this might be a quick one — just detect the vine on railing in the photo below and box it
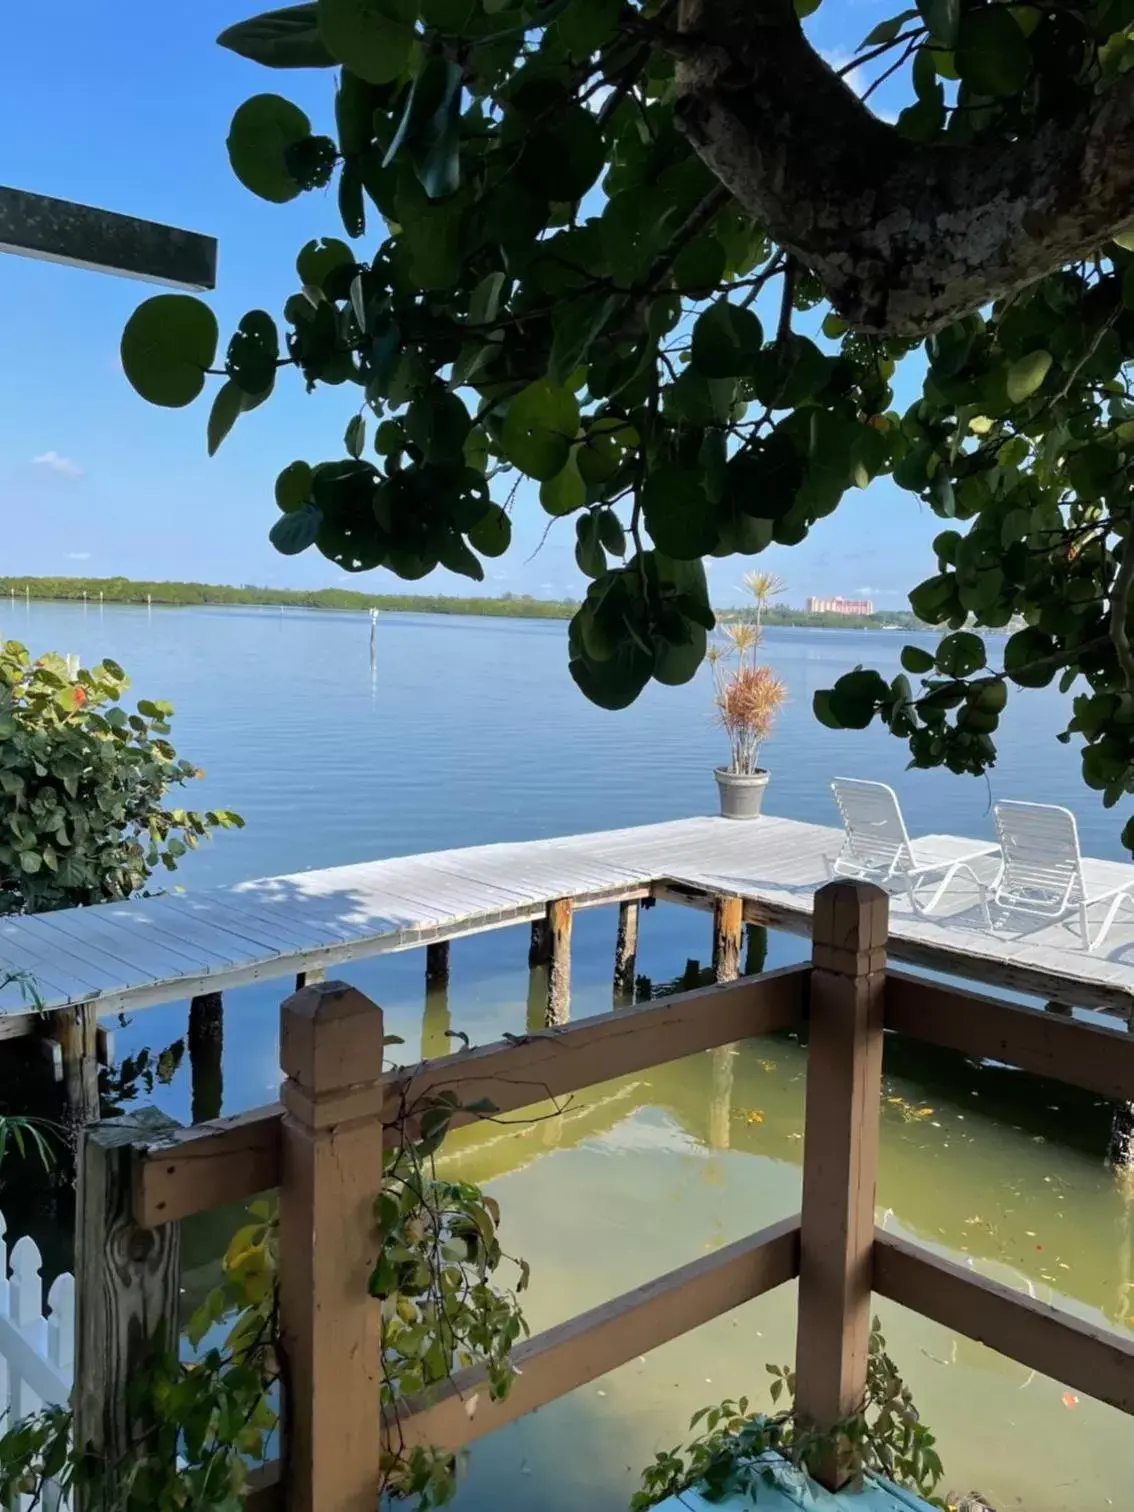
[376,1078,530,1507]
[0,1072,531,1512]
[632,1319,946,1510]
[0,1050,951,1512]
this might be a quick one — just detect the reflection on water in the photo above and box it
[16,968,1117,1512]
[436,1023,1134,1512]
[0,605,1129,1509]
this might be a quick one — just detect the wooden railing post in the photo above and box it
[75,1108,181,1501]
[278,980,384,1512]
[794,879,888,1489]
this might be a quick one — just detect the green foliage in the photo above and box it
[375,1085,529,1504]
[0,1110,55,1172]
[0,575,927,629]
[632,1321,946,1510]
[0,1202,280,1512]
[120,296,218,409]
[118,0,1134,848]
[0,1078,528,1512]
[0,643,242,915]
[0,575,583,618]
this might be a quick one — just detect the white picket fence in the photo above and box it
[0,1210,74,1509]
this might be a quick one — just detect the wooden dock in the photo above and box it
[0,812,1131,1030]
[99,884,1134,1512]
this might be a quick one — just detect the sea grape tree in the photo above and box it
[121,0,1134,846]
[0,645,242,914]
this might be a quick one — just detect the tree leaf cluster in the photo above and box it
[0,642,242,915]
[117,0,1134,848]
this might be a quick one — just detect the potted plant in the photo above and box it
[709,574,787,819]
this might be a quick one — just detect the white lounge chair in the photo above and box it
[829,777,999,916]
[991,800,1134,952]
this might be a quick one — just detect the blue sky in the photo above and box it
[1,0,934,607]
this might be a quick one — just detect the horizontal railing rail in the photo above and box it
[389,1213,802,1453]
[132,964,809,1226]
[873,1231,1134,1416]
[884,968,1134,1099]
[83,880,1134,1512]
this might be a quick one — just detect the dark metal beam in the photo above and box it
[0,186,216,291]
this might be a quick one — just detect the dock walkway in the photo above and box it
[0,812,1131,1028]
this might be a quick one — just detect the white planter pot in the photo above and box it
[714,767,769,820]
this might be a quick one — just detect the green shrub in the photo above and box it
[0,642,241,914]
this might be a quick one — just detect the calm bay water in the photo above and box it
[1,599,1131,1512]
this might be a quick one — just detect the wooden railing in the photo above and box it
[80,880,1134,1512]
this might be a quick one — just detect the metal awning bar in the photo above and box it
[0,186,216,290]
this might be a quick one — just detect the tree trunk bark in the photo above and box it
[674,0,1134,335]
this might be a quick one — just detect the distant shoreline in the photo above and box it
[0,576,920,631]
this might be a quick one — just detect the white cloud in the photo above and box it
[823,45,901,123]
[66,551,92,562]
[822,49,865,97]
[32,451,82,478]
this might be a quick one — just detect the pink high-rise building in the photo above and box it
[806,595,874,616]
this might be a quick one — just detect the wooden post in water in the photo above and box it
[421,979,452,1061]
[278,981,384,1512]
[708,895,743,1149]
[44,1004,100,1130]
[794,879,888,1491]
[744,922,769,976]
[525,964,548,1034]
[74,1109,181,1500]
[1111,1015,1134,1171]
[426,940,450,988]
[712,895,744,983]
[612,901,639,1004]
[188,991,223,1124]
[545,898,573,1026]
[529,916,551,968]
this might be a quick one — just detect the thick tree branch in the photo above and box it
[672,0,1134,336]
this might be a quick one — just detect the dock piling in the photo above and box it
[421,979,452,1061]
[1111,1015,1134,1171]
[44,1005,100,1130]
[528,916,551,968]
[525,964,549,1034]
[545,898,573,1026]
[613,900,639,1004]
[188,992,224,1125]
[744,922,769,976]
[712,895,744,984]
[426,940,450,989]
[709,897,743,1151]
